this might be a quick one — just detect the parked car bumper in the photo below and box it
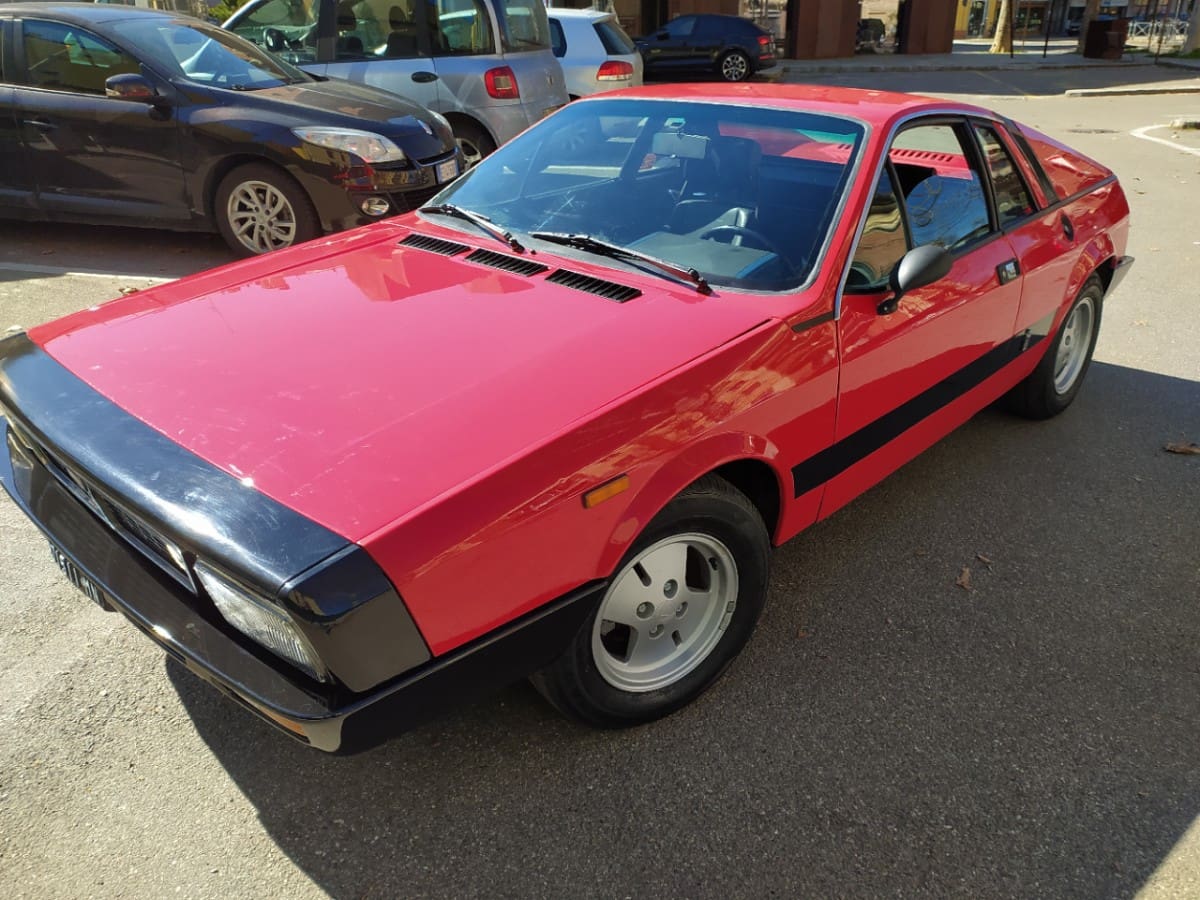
[293,147,464,233]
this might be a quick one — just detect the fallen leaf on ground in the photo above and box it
[4,325,21,335]
[1133,319,1148,326]
[117,286,140,295]
[797,629,809,640]
[1164,442,1200,455]
[955,567,973,592]
[39,249,54,256]
[976,553,993,568]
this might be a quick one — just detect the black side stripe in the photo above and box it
[791,312,1055,498]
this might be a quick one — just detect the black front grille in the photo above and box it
[546,269,641,303]
[465,249,549,277]
[400,233,470,256]
[22,431,189,586]
[389,185,442,215]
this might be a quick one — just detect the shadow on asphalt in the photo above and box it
[169,361,1199,898]
[0,220,231,280]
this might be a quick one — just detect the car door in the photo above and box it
[311,0,442,114]
[644,15,696,70]
[13,16,188,222]
[815,117,1025,517]
[0,15,35,211]
[689,15,724,67]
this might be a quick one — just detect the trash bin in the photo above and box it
[1082,17,1129,60]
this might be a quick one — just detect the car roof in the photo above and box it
[0,2,175,24]
[547,8,613,20]
[595,83,989,127]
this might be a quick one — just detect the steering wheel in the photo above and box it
[264,28,287,53]
[699,225,802,280]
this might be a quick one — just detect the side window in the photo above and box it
[334,0,395,60]
[548,17,564,58]
[22,19,139,94]
[229,0,318,54]
[435,0,496,56]
[847,167,907,292]
[890,123,991,252]
[974,124,1035,227]
[664,16,695,38]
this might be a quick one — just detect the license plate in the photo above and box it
[436,158,458,183]
[49,545,108,609]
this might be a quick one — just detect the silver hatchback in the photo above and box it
[547,7,642,99]
[225,0,568,165]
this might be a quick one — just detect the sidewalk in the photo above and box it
[777,38,1200,76]
[772,38,1200,96]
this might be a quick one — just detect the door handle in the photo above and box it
[23,118,56,131]
[996,259,1020,284]
[1059,212,1075,242]
[411,71,438,83]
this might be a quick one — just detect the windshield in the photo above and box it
[110,18,310,90]
[430,99,865,292]
[495,0,551,51]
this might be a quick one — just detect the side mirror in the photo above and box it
[105,73,160,104]
[878,244,952,315]
[264,27,287,53]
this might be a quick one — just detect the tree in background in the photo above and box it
[990,0,1012,53]
[1184,10,1200,55]
[1075,0,1102,53]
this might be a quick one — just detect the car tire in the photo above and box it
[1005,275,1103,419]
[719,49,751,82]
[453,120,496,170]
[215,162,320,258]
[532,475,770,728]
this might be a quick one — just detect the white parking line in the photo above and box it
[1130,124,1200,158]
[0,262,173,283]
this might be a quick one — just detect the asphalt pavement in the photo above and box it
[0,66,1197,900]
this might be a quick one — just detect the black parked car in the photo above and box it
[0,3,462,256]
[636,14,776,83]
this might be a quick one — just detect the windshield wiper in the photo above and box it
[420,204,525,253]
[530,232,711,294]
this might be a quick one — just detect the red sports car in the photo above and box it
[0,85,1131,752]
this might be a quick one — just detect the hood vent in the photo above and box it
[400,233,470,256]
[465,249,549,277]
[546,269,641,303]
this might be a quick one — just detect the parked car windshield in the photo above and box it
[431,98,865,291]
[111,17,311,89]
[495,0,551,51]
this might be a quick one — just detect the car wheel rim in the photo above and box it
[1053,297,1095,394]
[592,533,738,693]
[722,54,748,81]
[227,180,297,254]
[457,137,484,169]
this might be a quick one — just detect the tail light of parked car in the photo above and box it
[596,60,634,82]
[757,34,773,58]
[485,66,520,100]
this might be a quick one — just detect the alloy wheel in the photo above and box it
[591,533,738,692]
[226,180,298,254]
[1053,296,1095,394]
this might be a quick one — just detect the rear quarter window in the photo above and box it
[1019,125,1110,201]
[594,19,635,55]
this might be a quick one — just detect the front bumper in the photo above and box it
[1,419,603,751]
[298,148,464,234]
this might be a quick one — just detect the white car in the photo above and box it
[547,7,642,98]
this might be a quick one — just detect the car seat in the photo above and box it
[386,3,420,57]
[668,135,762,236]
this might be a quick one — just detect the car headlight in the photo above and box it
[292,127,407,164]
[194,562,329,682]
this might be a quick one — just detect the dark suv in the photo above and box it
[637,14,776,83]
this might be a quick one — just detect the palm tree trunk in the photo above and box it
[1075,0,1102,53]
[990,0,1013,53]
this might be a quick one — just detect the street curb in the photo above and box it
[779,60,1143,76]
[1065,85,1200,96]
